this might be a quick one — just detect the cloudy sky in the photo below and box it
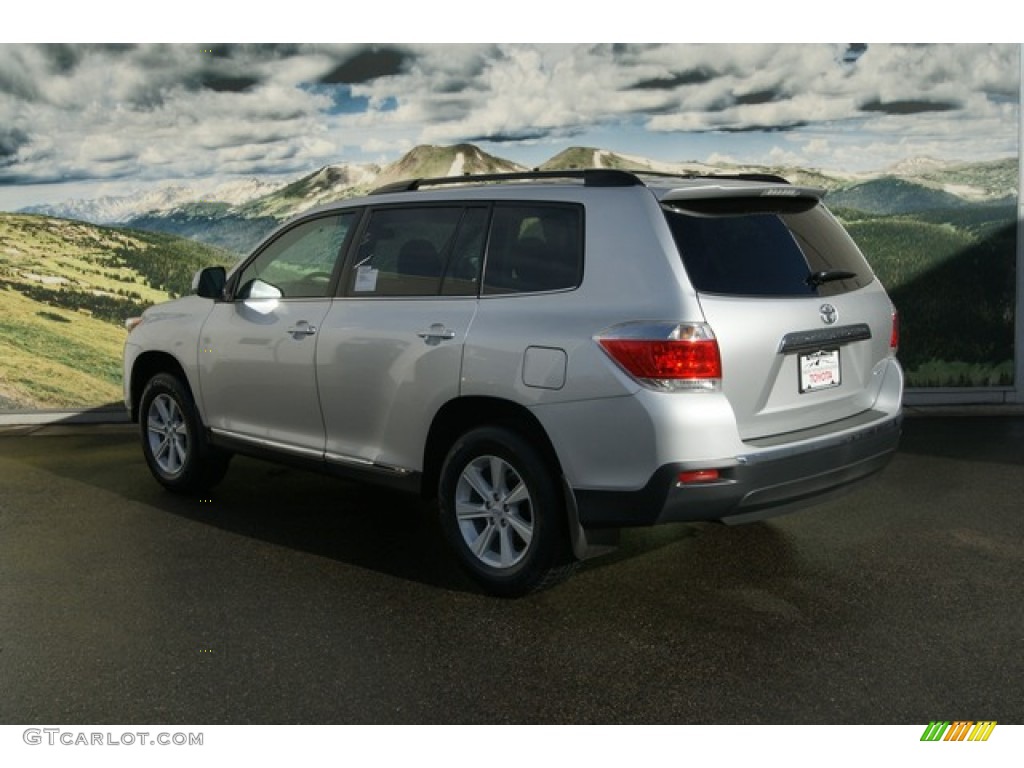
[0,43,1019,210]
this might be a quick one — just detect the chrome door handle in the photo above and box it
[287,322,318,337]
[417,324,456,342]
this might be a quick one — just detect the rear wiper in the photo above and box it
[806,270,857,287]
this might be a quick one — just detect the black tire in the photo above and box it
[139,372,231,494]
[438,426,577,597]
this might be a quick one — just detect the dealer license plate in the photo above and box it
[799,349,841,393]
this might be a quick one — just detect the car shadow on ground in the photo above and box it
[0,425,807,598]
[134,452,480,593]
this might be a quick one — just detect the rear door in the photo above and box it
[315,204,487,473]
[662,189,896,440]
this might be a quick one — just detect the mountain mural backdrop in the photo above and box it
[2,143,1018,409]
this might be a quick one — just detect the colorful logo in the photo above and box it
[920,721,997,742]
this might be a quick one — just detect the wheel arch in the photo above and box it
[128,351,196,423]
[422,396,563,501]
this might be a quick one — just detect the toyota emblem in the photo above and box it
[820,304,838,325]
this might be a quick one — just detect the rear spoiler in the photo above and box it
[660,184,825,203]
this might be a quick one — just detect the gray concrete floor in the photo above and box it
[0,415,1022,724]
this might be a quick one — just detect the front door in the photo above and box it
[198,212,358,456]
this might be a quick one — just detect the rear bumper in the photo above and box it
[574,409,902,528]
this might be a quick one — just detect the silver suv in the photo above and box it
[124,169,903,596]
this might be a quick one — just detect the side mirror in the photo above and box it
[238,278,283,301]
[193,266,227,299]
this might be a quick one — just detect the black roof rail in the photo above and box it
[369,168,792,195]
[370,168,645,194]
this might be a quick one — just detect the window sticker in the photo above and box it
[354,265,379,292]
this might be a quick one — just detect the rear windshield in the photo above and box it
[663,198,873,297]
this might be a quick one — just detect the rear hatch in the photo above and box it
[661,184,896,441]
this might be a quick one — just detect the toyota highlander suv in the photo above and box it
[124,169,903,596]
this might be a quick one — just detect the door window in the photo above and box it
[346,207,467,297]
[236,213,356,300]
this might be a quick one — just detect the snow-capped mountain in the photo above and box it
[241,162,381,218]
[244,144,524,219]
[18,144,1017,255]
[21,176,291,224]
[373,143,526,189]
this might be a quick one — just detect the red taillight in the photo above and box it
[599,338,722,380]
[890,308,900,352]
[597,323,722,391]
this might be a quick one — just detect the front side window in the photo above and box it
[236,213,356,299]
[483,204,583,295]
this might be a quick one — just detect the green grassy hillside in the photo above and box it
[829,178,969,214]
[839,207,1017,387]
[0,213,234,409]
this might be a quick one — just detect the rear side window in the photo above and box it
[483,204,583,295]
[664,199,873,297]
[346,207,466,297]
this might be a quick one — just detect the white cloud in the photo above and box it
[0,43,1018,207]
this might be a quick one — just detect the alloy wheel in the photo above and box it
[146,393,189,477]
[454,454,534,569]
